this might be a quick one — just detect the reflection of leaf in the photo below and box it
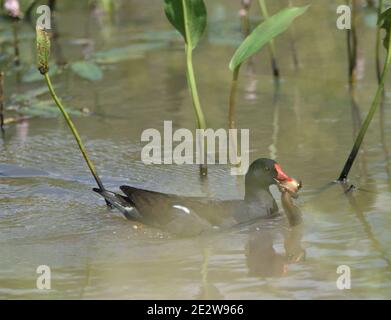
[22,64,58,82]
[229,6,308,71]
[208,20,244,47]
[0,29,34,44]
[70,61,103,81]
[92,42,166,64]
[11,85,50,103]
[17,100,84,118]
[164,0,207,49]
[133,30,181,42]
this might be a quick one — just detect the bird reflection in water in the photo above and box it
[246,183,305,277]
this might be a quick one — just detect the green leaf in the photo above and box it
[229,6,309,71]
[379,7,391,50]
[164,0,207,49]
[70,61,103,81]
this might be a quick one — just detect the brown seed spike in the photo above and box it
[36,27,51,75]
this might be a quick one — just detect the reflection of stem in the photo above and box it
[341,184,391,268]
[379,96,391,181]
[347,0,358,87]
[258,0,280,78]
[49,0,57,11]
[338,34,391,182]
[268,104,279,160]
[375,0,384,84]
[44,73,106,191]
[201,247,209,290]
[12,21,20,67]
[287,0,299,69]
[240,0,252,37]
[268,81,281,160]
[0,72,4,134]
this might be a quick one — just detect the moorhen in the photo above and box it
[94,158,301,236]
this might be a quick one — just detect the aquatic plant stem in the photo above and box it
[182,0,207,176]
[376,0,384,84]
[258,0,280,77]
[228,66,241,166]
[44,72,106,191]
[338,37,391,182]
[229,66,240,130]
[0,72,4,133]
[184,44,206,131]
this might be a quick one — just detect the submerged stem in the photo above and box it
[338,37,391,181]
[44,73,106,191]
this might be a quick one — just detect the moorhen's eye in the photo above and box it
[264,167,270,172]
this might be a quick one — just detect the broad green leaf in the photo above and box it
[229,6,308,71]
[379,7,391,50]
[164,0,207,49]
[71,61,103,81]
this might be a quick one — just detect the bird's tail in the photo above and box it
[93,188,142,221]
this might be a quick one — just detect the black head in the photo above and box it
[245,158,292,191]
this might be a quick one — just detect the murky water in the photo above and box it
[1,0,391,299]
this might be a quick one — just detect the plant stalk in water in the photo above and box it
[36,27,106,192]
[164,0,208,176]
[258,0,280,78]
[376,0,384,84]
[338,9,391,181]
[228,66,240,130]
[0,72,4,133]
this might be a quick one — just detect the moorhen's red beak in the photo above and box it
[274,163,302,196]
[274,163,292,182]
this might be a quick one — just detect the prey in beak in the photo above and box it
[273,163,302,199]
